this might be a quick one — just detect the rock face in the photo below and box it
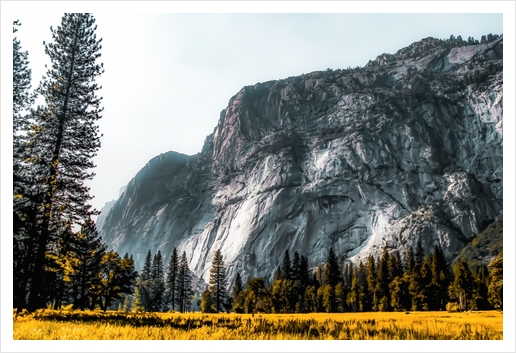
[98,36,503,288]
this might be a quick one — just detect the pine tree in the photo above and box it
[389,251,404,280]
[415,240,425,270]
[150,250,165,311]
[429,244,450,310]
[13,20,39,312]
[281,250,292,280]
[142,250,152,281]
[487,253,503,310]
[165,247,179,311]
[323,247,341,287]
[176,251,193,313]
[96,250,138,311]
[377,247,391,307]
[231,272,243,305]
[66,219,106,310]
[405,246,416,274]
[366,254,378,311]
[299,255,310,287]
[291,251,301,281]
[334,282,346,312]
[201,289,214,313]
[132,286,144,313]
[25,13,104,312]
[451,261,474,311]
[209,249,228,312]
[13,20,35,129]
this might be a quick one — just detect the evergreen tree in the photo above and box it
[389,276,410,311]
[377,247,391,307]
[451,261,475,311]
[209,249,228,312]
[150,250,165,311]
[165,247,179,311]
[122,294,133,313]
[231,272,243,305]
[25,13,104,312]
[303,285,317,313]
[291,251,301,281]
[13,20,35,130]
[132,286,144,313]
[247,278,269,313]
[418,257,433,310]
[343,263,352,290]
[271,279,294,313]
[95,250,138,311]
[429,244,450,310]
[366,255,378,311]
[142,250,152,281]
[415,240,425,270]
[299,255,311,287]
[323,247,341,287]
[389,251,404,280]
[488,253,503,310]
[66,219,106,310]
[135,250,153,311]
[334,282,346,312]
[176,251,193,313]
[201,289,214,313]
[405,246,416,274]
[12,19,42,312]
[281,250,292,280]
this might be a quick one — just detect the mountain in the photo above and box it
[98,35,503,288]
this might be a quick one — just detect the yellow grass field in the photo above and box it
[13,309,502,340]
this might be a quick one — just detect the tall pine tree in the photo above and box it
[281,250,292,280]
[176,251,193,313]
[150,250,165,311]
[25,13,104,311]
[13,19,37,312]
[323,247,341,287]
[165,247,179,311]
[209,249,228,312]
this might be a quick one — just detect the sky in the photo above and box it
[1,1,515,352]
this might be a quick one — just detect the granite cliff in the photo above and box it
[98,36,503,288]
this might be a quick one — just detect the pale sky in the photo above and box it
[4,7,505,214]
[1,2,516,352]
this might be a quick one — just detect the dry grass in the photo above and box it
[13,309,502,340]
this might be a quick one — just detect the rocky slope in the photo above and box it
[98,36,503,288]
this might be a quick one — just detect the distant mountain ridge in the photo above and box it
[98,35,503,288]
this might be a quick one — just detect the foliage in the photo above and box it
[176,251,193,313]
[281,250,292,280]
[165,247,179,311]
[209,249,228,312]
[14,13,105,312]
[454,217,503,273]
[487,253,503,310]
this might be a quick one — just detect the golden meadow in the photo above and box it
[13,309,502,340]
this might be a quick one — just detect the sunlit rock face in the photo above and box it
[99,37,503,287]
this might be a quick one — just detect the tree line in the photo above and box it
[200,244,503,314]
